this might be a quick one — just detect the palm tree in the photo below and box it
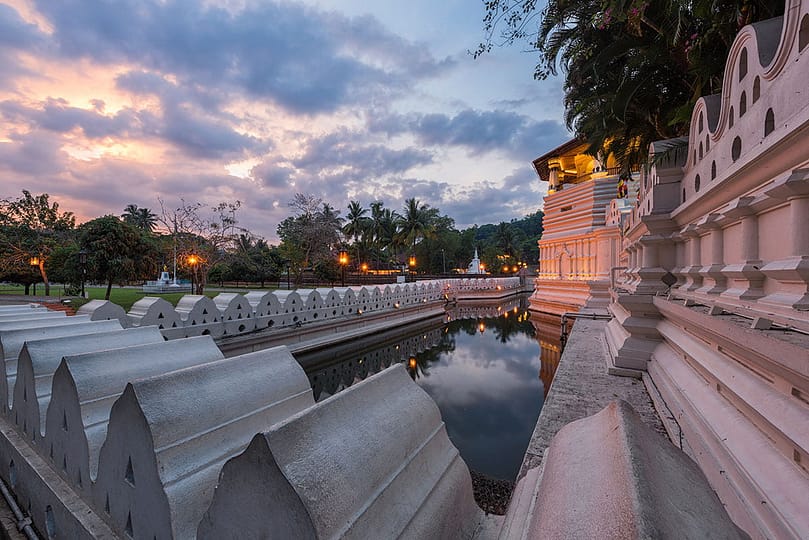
[398,198,437,262]
[494,222,519,259]
[378,208,400,268]
[121,204,157,232]
[343,201,369,268]
[479,0,783,169]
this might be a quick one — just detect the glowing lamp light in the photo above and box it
[29,256,40,266]
[408,255,416,267]
[361,262,368,272]
[408,357,417,370]
[187,254,199,266]
[478,321,485,333]
[338,251,349,266]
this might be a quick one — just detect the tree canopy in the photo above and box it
[476,0,783,167]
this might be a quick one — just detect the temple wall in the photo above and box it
[607,3,809,537]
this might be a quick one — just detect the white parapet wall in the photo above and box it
[93,346,315,539]
[12,327,164,445]
[0,311,65,323]
[212,292,256,335]
[43,336,224,492]
[197,364,482,539]
[76,299,130,328]
[120,278,521,342]
[0,320,122,415]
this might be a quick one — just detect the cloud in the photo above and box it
[0,4,46,49]
[0,130,67,177]
[369,109,569,160]
[292,130,434,177]
[33,0,453,114]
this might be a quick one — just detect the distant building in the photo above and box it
[529,139,638,316]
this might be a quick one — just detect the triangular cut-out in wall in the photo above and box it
[105,494,110,513]
[158,312,164,319]
[125,512,133,537]
[125,456,135,485]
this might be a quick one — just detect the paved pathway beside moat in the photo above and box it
[519,317,667,478]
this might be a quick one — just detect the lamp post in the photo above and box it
[338,251,349,287]
[29,256,39,295]
[78,249,88,298]
[441,249,446,275]
[187,254,199,294]
[285,261,291,290]
[360,262,368,284]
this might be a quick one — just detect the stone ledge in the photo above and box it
[503,401,747,539]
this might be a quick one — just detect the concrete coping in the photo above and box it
[12,327,164,443]
[0,315,90,332]
[212,292,253,320]
[76,300,130,328]
[94,345,315,539]
[243,290,283,316]
[0,311,66,322]
[500,401,748,539]
[43,336,224,489]
[0,320,123,414]
[198,364,482,539]
[128,297,181,330]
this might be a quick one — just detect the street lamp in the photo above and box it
[187,254,199,294]
[338,250,349,287]
[29,256,39,295]
[285,261,291,290]
[78,249,88,298]
[360,262,368,284]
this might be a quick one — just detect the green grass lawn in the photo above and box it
[0,284,220,312]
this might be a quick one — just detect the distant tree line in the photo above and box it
[0,190,543,295]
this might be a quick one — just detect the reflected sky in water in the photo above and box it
[300,300,545,482]
[412,313,542,481]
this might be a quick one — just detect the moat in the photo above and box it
[298,294,558,482]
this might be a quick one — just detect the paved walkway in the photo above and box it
[519,318,666,478]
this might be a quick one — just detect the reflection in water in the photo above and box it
[299,295,562,482]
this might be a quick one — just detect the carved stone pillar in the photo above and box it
[696,214,726,295]
[721,197,765,301]
[681,225,703,291]
[670,234,687,289]
[759,169,809,310]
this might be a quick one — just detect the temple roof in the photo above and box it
[531,138,587,182]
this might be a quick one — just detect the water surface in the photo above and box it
[300,296,552,481]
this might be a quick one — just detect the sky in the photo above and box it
[0,0,570,241]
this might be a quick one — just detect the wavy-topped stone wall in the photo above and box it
[609,2,809,537]
[80,278,523,340]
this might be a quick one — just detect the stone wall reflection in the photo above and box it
[302,294,536,401]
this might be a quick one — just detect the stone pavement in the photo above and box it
[519,318,666,478]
